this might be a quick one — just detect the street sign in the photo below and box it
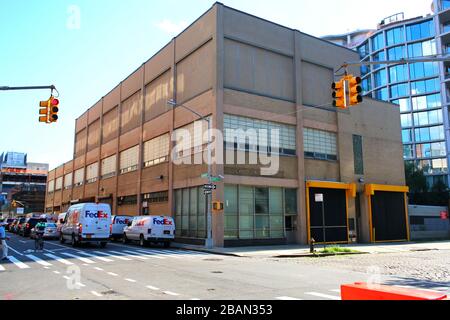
[201,173,209,179]
[203,184,217,190]
[16,208,24,214]
[204,190,212,195]
[211,177,222,182]
[315,194,324,203]
[440,211,449,220]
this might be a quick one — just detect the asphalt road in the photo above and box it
[1,232,448,300]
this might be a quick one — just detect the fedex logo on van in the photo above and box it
[85,211,109,219]
[153,218,173,226]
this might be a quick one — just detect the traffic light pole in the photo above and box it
[0,85,57,91]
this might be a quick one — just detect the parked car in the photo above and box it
[30,222,59,239]
[110,215,133,240]
[12,218,26,234]
[60,203,112,248]
[5,218,15,231]
[123,215,175,247]
[19,217,46,237]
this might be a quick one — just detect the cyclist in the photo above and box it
[34,221,46,252]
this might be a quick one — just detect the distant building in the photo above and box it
[323,1,450,189]
[0,152,48,216]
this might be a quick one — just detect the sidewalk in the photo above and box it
[172,240,450,258]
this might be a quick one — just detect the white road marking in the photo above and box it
[191,298,201,300]
[125,278,137,283]
[132,249,167,259]
[141,249,183,258]
[7,256,30,269]
[330,289,341,293]
[305,292,341,300]
[91,291,102,297]
[53,271,61,274]
[146,285,160,291]
[61,252,96,264]
[163,291,179,296]
[26,254,53,267]
[94,267,104,271]
[77,251,113,262]
[276,296,303,300]
[93,251,132,261]
[19,240,27,244]
[107,272,118,277]
[6,246,24,256]
[63,276,70,280]
[44,253,73,265]
[0,265,5,271]
[109,250,149,260]
[120,250,151,260]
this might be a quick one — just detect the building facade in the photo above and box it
[324,1,450,189]
[45,3,408,247]
[0,152,48,217]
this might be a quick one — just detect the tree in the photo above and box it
[405,162,427,193]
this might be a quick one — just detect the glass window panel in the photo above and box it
[269,187,283,215]
[119,145,139,173]
[285,189,298,215]
[101,155,117,178]
[372,33,385,51]
[389,64,408,83]
[374,69,387,87]
[387,27,404,46]
[239,186,254,215]
[392,98,411,112]
[402,129,412,143]
[401,114,412,127]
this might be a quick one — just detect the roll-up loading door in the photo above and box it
[365,184,410,243]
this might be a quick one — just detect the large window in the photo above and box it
[47,180,54,193]
[404,145,414,159]
[390,83,409,99]
[416,142,446,158]
[74,168,84,187]
[374,88,389,101]
[120,146,139,174]
[418,158,448,174]
[407,39,436,58]
[224,114,296,156]
[55,177,63,191]
[101,155,116,179]
[410,78,440,96]
[392,98,411,112]
[411,93,442,111]
[389,64,408,83]
[402,129,413,143]
[406,20,434,41]
[174,118,209,159]
[86,162,98,184]
[174,186,206,238]
[374,69,387,87]
[304,128,337,161]
[222,185,296,240]
[388,45,406,61]
[409,62,439,80]
[386,27,404,46]
[401,114,413,127]
[64,173,72,190]
[413,110,443,126]
[143,133,169,168]
[371,33,385,52]
[373,51,386,70]
[361,77,371,94]
[415,126,445,142]
[358,41,369,59]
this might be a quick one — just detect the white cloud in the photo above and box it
[155,19,189,35]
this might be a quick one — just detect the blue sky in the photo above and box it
[0,0,432,169]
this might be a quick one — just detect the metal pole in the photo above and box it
[322,201,326,245]
[205,118,214,249]
[0,85,56,91]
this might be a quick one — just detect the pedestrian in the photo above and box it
[0,220,10,260]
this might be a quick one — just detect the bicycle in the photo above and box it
[34,232,44,252]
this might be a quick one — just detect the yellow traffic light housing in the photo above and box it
[39,96,59,123]
[49,97,59,122]
[11,200,17,208]
[39,99,50,123]
[332,80,346,109]
[212,201,224,211]
[348,76,363,106]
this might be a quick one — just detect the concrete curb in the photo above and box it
[172,244,243,257]
[274,251,369,258]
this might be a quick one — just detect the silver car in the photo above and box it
[30,223,59,239]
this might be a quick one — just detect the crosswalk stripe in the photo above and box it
[26,254,53,267]
[305,292,341,300]
[7,256,30,269]
[135,249,182,258]
[163,291,179,296]
[109,250,149,260]
[276,296,303,300]
[93,251,132,261]
[120,250,150,260]
[330,289,341,293]
[77,251,114,262]
[91,291,102,297]
[146,285,160,291]
[0,265,5,271]
[127,249,165,259]
[44,253,74,265]
[61,252,96,264]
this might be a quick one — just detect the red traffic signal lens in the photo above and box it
[51,98,59,106]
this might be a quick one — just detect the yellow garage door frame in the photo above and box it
[306,181,357,245]
[365,184,410,243]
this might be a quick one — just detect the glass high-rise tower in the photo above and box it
[324,0,450,188]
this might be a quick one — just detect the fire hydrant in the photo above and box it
[310,238,316,253]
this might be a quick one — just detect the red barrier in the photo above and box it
[341,282,448,300]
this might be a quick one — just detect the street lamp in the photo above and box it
[167,99,214,249]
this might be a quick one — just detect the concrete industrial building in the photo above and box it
[45,2,409,247]
[323,0,450,189]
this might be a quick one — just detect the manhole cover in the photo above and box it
[211,271,223,274]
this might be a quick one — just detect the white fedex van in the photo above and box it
[123,215,175,247]
[60,203,112,248]
[110,215,133,240]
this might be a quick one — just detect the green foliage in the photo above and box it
[319,246,358,254]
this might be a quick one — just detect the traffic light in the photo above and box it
[39,99,50,123]
[39,96,59,123]
[212,201,224,211]
[49,97,59,122]
[332,80,346,109]
[11,200,17,208]
[349,76,363,106]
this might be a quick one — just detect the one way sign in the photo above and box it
[203,184,217,190]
